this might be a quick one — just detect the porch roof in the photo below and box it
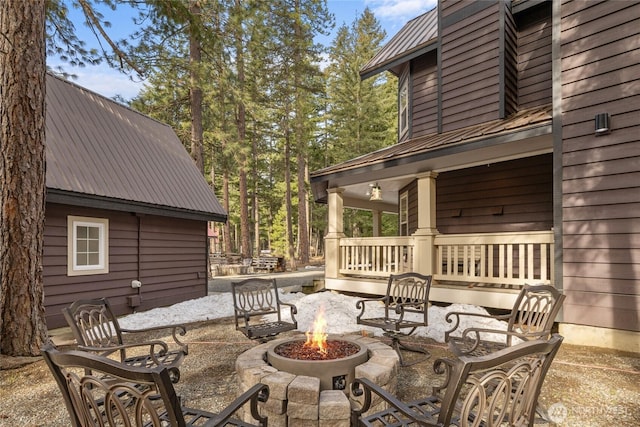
[310,104,552,204]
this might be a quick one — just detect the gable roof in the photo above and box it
[360,8,438,79]
[45,73,226,222]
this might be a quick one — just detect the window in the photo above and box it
[67,216,109,276]
[399,192,408,236]
[399,78,409,138]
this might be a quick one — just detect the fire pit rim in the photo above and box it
[266,334,368,364]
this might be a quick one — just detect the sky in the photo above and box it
[118,287,510,344]
[48,0,437,100]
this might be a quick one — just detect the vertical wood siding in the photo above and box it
[560,0,640,332]
[436,154,553,235]
[43,203,207,328]
[411,53,438,138]
[440,1,502,132]
[517,4,552,108]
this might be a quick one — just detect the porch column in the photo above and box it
[372,209,382,237]
[325,187,345,279]
[412,171,439,276]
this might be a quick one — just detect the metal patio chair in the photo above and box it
[231,278,298,342]
[356,272,433,366]
[42,344,269,427]
[445,284,565,357]
[351,334,563,427]
[63,298,188,382]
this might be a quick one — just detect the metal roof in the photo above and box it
[45,73,226,222]
[360,8,438,79]
[311,104,552,180]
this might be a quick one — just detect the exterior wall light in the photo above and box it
[595,113,610,135]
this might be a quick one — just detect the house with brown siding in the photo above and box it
[43,73,226,328]
[311,0,640,352]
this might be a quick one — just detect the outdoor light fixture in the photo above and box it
[369,183,382,201]
[595,113,610,135]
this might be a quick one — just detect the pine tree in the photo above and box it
[0,0,48,356]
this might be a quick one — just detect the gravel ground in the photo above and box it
[1,317,639,426]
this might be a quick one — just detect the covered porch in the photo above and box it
[323,181,555,310]
[312,106,559,310]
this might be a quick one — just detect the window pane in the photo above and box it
[77,226,88,238]
[76,253,87,266]
[88,240,99,252]
[77,240,88,252]
[88,253,100,265]
[88,226,99,239]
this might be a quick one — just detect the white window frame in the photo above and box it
[67,216,109,276]
[399,77,409,138]
[399,191,409,236]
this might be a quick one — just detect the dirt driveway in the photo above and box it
[1,317,639,426]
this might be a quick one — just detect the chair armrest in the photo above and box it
[355,296,388,320]
[280,301,298,323]
[351,377,437,426]
[120,324,188,348]
[444,311,510,341]
[205,383,269,426]
[78,340,170,360]
[451,328,548,356]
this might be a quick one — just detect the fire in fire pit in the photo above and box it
[273,307,361,361]
[267,307,369,392]
[273,338,361,361]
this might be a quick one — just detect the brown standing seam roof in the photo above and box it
[360,8,438,79]
[45,73,226,222]
[310,104,552,178]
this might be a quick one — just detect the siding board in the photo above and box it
[436,154,552,234]
[43,203,207,328]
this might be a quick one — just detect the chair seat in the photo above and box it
[123,349,185,369]
[239,321,297,340]
[357,317,424,332]
[360,396,441,426]
[447,335,509,357]
[179,407,262,427]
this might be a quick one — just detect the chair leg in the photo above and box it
[386,334,430,367]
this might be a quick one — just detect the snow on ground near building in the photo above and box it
[119,290,509,343]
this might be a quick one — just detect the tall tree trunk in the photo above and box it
[189,1,204,173]
[252,131,260,254]
[222,172,232,254]
[0,0,48,356]
[284,123,296,270]
[234,0,251,259]
[293,2,309,264]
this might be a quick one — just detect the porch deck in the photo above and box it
[324,277,524,310]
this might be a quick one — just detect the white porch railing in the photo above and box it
[339,236,414,277]
[434,231,554,285]
[336,231,554,286]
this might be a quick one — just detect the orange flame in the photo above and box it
[304,307,328,354]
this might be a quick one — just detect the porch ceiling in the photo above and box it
[311,105,552,211]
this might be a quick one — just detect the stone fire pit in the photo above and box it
[235,333,399,427]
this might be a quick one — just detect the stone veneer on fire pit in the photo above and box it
[235,333,400,427]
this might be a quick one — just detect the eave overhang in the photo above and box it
[46,189,228,223]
